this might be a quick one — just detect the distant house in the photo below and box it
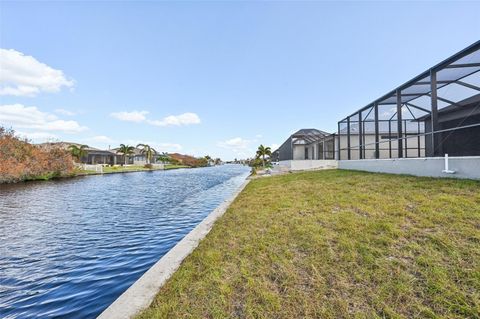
[273,129,333,161]
[39,142,173,166]
[111,147,161,165]
[39,142,121,165]
[85,147,121,165]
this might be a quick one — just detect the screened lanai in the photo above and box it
[338,40,480,160]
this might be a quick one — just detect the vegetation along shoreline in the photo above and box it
[0,126,224,184]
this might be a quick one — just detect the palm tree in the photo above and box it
[137,144,157,164]
[68,144,88,163]
[117,144,134,166]
[157,152,171,164]
[256,144,272,168]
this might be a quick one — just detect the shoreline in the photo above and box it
[98,178,250,319]
[74,164,191,177]
[1,165,192,185]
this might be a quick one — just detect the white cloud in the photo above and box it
[55,108,76,116]
[148,112,201,127]
[217,136,270,158]
[15,131,59,142]
[123,139,183,152]
[217,137,252,157]
[271,143,280,150]
[91,135,114,143]
[156,143,183,152]
[218,137,251,151]
[110,110,149,123]
[110,110,201,128]
[0,104,88,133]
[0,48,74,97]
[381,106,410,118]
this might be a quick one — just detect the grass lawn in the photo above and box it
[103,165,155,173]
[164,164,190,170]
[138,170,480,319]
[72,164,190,177]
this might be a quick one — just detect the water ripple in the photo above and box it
[0,165,249,318]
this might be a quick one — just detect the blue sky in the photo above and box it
[1,1,479,160]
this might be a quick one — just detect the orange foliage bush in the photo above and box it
[0,127,74,183]
[169,153,208,168]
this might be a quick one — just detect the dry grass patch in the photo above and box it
[138,170,480,319]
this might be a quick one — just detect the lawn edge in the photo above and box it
[97,178,251,319]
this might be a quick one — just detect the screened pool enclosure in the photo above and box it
[337,41,480,160]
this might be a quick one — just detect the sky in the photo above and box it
[1,1,479,160]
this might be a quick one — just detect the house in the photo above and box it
[273,129,331,161]
[39,142,121,165]
[110,147,162,165]
[337,40,480,160]
[336,40,480,179]
[272,129,339,171]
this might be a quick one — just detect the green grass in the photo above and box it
[75,164,190,175]
[24,172,63,181]
[164,164,190,170]
[103,165,153,173]
[73,168,98,175]
[138,170,480,319]
[71,164,190,178]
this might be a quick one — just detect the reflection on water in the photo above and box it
[0,165,249,318]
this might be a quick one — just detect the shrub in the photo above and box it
[0,127,74,183]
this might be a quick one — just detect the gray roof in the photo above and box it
[291,128,330,144]
[38,142,117,155]
[292,128,329,137]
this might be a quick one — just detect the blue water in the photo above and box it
[0,165,250,318]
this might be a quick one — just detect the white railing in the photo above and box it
[79,164,103,173]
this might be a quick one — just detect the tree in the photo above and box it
[157,152,171,164]
[137,144,157,164]
[68,144,88,163]
[256,144,272,168]
[117,144,134,166]
[204,155,212,165]
[197,157,209,167]
[0,127,74,183]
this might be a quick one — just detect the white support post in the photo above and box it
[442,154,456,174]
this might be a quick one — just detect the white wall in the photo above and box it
[339,156,480,180]
[279,160,338,171]
[293,145,306,160]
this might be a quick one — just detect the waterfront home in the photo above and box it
[40,142,122,165]
[272,129,332,161]
[337,41,480,166]
[110,147,162,165]
[274,42,480,178]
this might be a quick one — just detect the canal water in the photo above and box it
[0,165,250,318]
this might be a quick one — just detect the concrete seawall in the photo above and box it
[98,179,250,319]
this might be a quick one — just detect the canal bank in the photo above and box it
[9,164,192,183]
[98,179,250,319]
[133,170,480,318]
[74,164,191,177]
